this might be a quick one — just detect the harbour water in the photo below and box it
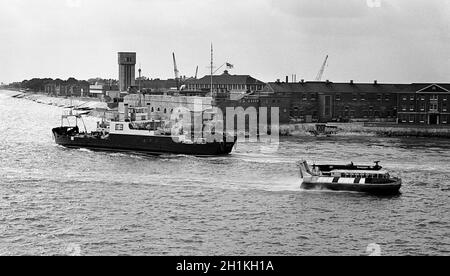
[0,90,449,256]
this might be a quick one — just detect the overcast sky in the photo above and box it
[0,0,449,84]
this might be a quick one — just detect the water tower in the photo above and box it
[118,52,136,92]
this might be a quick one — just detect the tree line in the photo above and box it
[6,78,92,92]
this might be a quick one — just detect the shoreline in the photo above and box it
[279,122,450,138]
[4,90,450,139]
[2,90,108,110]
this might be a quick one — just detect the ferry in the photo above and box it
[52,107,237,157]
[298,160,402,195]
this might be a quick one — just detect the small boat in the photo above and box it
[309,124,338,137]
[298,160,402,195]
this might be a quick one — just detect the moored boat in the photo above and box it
[309,124,338,137]
[298,160,402,195]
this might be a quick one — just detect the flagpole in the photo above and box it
[210,43,213,95]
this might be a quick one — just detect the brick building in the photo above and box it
[89,83,119,98]
[397,84,450,125]
[45,82,90,97]
[185,70,265,99]
[263,81,407,123]
[263,81,450,125]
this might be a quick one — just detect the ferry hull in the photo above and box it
[301,180,402,195]
[52,128,236,156]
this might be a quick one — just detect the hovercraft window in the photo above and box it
[115,124,124,131]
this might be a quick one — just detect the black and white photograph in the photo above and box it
[0,0,449,260]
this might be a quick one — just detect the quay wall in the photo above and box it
[279,123,450,138]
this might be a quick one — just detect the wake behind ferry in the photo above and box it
[52,106,237,156]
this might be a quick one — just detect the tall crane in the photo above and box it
[315,55,329,81]
[172,52,180,90]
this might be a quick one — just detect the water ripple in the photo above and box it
[1,90,449,255]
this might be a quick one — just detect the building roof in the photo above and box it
[264,81,450,94]
[187,71,265,85]
[408,83,450,92]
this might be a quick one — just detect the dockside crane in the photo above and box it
[172,52,180,90]
[315,55,329,81]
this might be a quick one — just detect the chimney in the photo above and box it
[350,80,354,85]
[301,79,305,84]
[374,80,378,85]
[286,76,289,83]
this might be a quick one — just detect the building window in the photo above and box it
[410,105,415,111]
[115,124,124,131]
[443,103,448,112]
[401,105,407,111]
[324,95,332,116]
[302,94,307,101]
[442,115,448,124]
[402,96,407,101]
[353,94,357,101]
[400,114,407,123]
[420,103,425,111]
[361,94,366,101]
[336,94,341,101]
[420,115,426,123]
[431,95,438,101]
[430,103,438,111]
[443,96,448,101]
[410,96,415,101]
[409,115,415,123]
